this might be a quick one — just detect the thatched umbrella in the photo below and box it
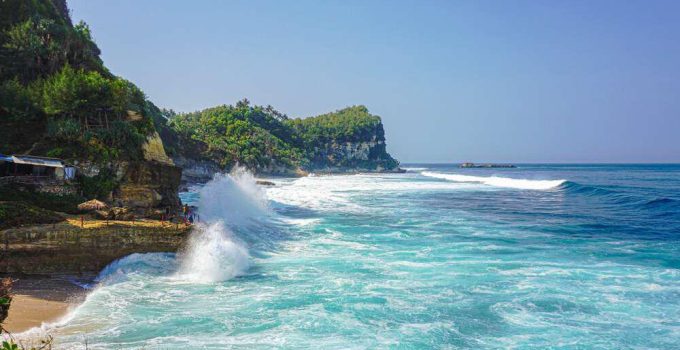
[78,199,108,212]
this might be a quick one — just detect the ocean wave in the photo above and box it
[95,252,177,284]
[176,222,250,283]
[560,182,680,214]
[559,181,614,196]
[420,171,566,190]
[265,173,481,212]
[198,168,271,228]
[645,197,679,208]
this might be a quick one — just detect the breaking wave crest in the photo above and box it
[95,253,177,284]
[177,222,250,283]
[175,166,268,282]
[198,167,270,228]
[421,171,566,190]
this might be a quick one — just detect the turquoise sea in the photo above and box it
[44,164,680,349]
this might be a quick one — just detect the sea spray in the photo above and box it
[197,166,270,228]
[177,222,250,283]
[176,166,268,282]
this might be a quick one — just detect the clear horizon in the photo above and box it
[68,0,680,163]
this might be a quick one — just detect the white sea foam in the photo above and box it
[95,252,177,284]
[265,173,480,212]
[198,167,270,227]
[420,171,566,190]
[176,222,250,283]
[402,167,428,171]
[175,166,268,282]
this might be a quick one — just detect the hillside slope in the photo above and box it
[162,101,400,176]
[0,0,181,210]
[1,0,400,190]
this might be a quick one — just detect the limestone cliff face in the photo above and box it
[172,156,221,182]
[114,161,182,210]
[114,132,181,210]
[142,131,174,165]
[76,133,183,210]
[306,122,400,172]
[172,156,302,181]
[0,221,190,275]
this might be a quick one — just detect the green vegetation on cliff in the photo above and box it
[163,101,399,173]
[286,105,399,170]
[287,105,384,143]
[0,201,64,230]
[0,185,83,214]
[167,99,305,171]
[0,0,155,163]
[1,0,399,179]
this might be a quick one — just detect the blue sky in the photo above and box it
[68,0,680,163]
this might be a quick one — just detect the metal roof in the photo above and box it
[10,155,65,168]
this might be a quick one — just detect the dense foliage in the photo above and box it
[165,101,398,172]
[1,0,398,179]
[286,105,384,144]
[287,105,398,170]
[167,99,305,171]
[0,0,154,162]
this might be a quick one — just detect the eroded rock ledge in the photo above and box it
[0,218,191,275]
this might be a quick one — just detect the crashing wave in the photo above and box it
[95,253,177,285]
[173,166,270,282]
[176,221,250,283]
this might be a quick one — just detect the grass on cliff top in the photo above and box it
[0,202,65,230]
[63,217,190,230]
[0,186,84,214]
[0,208,191,232]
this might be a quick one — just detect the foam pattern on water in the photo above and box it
[47,164,680,349]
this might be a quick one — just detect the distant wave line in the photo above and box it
[420,171,566,190]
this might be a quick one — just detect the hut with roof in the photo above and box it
[0,154,76,182]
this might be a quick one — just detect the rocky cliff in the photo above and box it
[0,219,190,275]
[114,161,182,210]
[289,105,400,173]
[115,132,182,210]
[74,133,183,211]
[304,121,400,173]
[162,103,400,179]
[172,157,222,182]
[0,0,184,213]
